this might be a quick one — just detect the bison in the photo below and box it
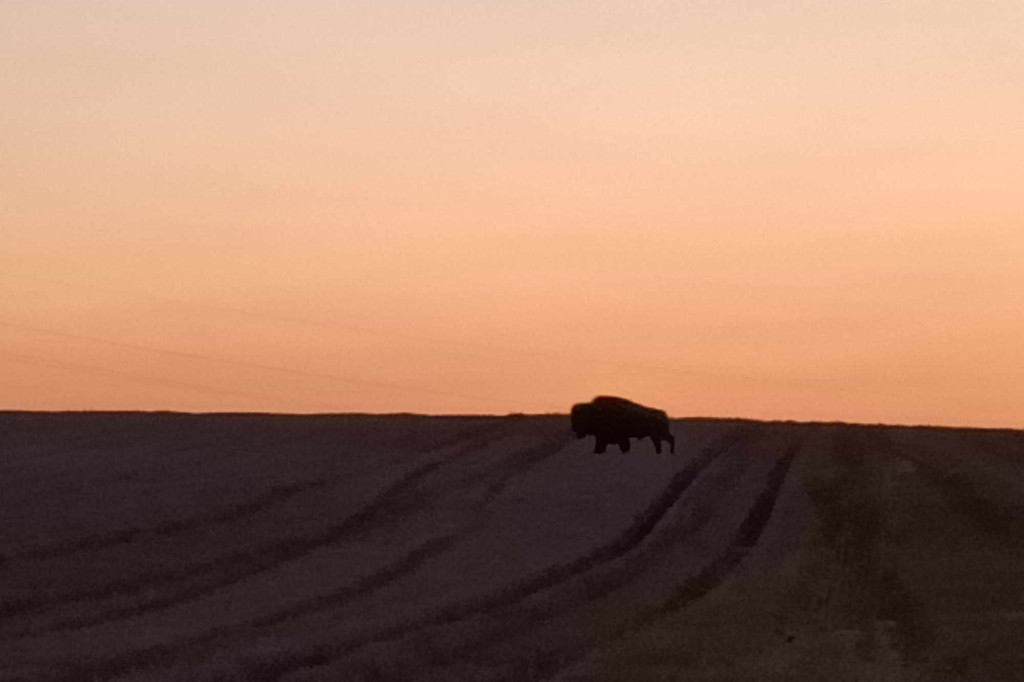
[570,396,676,454]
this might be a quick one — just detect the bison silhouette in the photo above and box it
[570,396,675,454]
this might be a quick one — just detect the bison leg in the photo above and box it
[652,436,662,454]
[619,439,631,453]
[594,438,608,454]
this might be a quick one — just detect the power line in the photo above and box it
[0,350,327,409]
[8,273,723,380]
[3,274,875,404]
[0,320,563,412]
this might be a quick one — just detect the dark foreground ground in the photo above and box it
[0,412,1022,681]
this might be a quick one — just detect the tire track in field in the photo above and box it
[514,438,803,682]
[0,424,308,526]
[35,431,576,681]
[179,426,754,682]
[47,536,464,682]
[7,420,503,564]
[425,437,804,682]
[364,430,798,682]
[877,428,1024,679]
[646,438,801,617]
[801,428,883,615]
[787,427,932,672]
[0,459,438,629]
[878,429,1021,542]
[1,423,510,633]
[10,479,329,563]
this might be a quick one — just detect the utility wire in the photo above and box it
[0,350,328,410]
[0,320,564,412]
[3,273,869,405]
[9,273,723,380]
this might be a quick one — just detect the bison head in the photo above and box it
[570,402,594,439]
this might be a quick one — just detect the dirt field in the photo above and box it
[1,412,1022,681]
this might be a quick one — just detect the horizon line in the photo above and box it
[1,409,1019,433]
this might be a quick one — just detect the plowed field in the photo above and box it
[2,413,1022,681]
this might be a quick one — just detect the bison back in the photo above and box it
[575,397,665,438]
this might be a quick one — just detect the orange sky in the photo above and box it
[3,2,1023,427]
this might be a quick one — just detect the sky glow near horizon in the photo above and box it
[3,2,1023,427]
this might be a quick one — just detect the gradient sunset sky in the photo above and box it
[3,2,1022,426]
